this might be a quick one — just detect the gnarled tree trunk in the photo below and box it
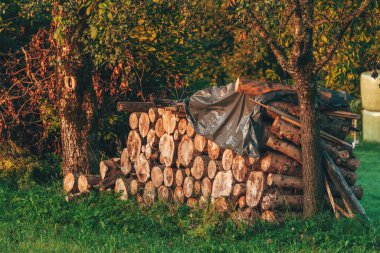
[55,6,98,176]
[294,74,324,217]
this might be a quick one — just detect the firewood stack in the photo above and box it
[63,96,363,220]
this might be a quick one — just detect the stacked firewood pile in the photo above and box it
[63,93,364,220]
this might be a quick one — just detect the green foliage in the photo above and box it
[97,112,130,159]
[0,141,60,188]
[0,142,379,252]
[0,0,52,53]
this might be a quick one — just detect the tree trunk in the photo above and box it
[294,74,324,217]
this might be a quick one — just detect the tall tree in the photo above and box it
[53,1,99,175]
[235,0,371,216]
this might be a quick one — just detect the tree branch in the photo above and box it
[314,0,371,73]
[249,9,291,73]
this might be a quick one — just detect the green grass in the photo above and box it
[0,142,379,252]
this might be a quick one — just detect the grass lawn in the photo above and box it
[0,142,379,252]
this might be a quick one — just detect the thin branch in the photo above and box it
[249,8,291,73]
[314,0,371,73]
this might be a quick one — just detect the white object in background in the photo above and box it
[360,71,380,111]
[362,109,380,142]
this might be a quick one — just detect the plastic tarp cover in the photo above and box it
[185,83,263,158]
[185,82,351,158]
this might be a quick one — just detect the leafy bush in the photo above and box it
[0,141,60,188]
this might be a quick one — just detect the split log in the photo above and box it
[322,151,366,217]
[175,169,185,186]
[267,173,303,190]
[185,167,191,176]
[191,156,210,180]
[143,181,156,207]
[246,171,265,208]
[222,149,234,171]
[147,129,159,147]
[127,130,142,162]
[155,118,165,138]
[120,148,132,175]
[194,134,207,154]
[148,108,159,123]
[270,117,301,145]
[178,118,188,135]
[135,153,151,183]
[235,78,294,96]
[162,110,177,134]
[265,101,299,118]
[141,145,146,154]
[145,145,159,160]
[207,160,221,179]
[261,193,303,210]
[99,158,120,180]
[78,174,101,193]
[159,134,177,166]
[212,170,233,198]
[163,167,174,187]
[186,123,195,137]
[232,183,246,197]
[177,135,194,167]
[183,176,195,198]
[99,171,121,190]
[187,198,198,208]
[158,185,172,203]
[114,178,129,200]
[232,155,248,182]
[173,186,185,204]
[194,180,202,196]
[151,166,164,188]
[130,179,143,195]
[260,152,300,176]
[138,112,150,138]
[201,177,212,197]
[208,140,221,160]
[129,112,141,130]
[63,173,79,193]
[266,134,302,163]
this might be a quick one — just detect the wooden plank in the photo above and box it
[322,151,367,218]
[117,102,154,112]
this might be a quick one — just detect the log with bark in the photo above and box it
[114,178,129,200]
[64,173,79,193]
[260,152,300,176]
[78,174,101,192]
[212,170,233,198]
[159,134,177,166]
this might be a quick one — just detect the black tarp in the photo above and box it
[185,82,352,158]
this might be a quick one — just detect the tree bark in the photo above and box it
[56,6,99,176]
[294,74,324,217]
